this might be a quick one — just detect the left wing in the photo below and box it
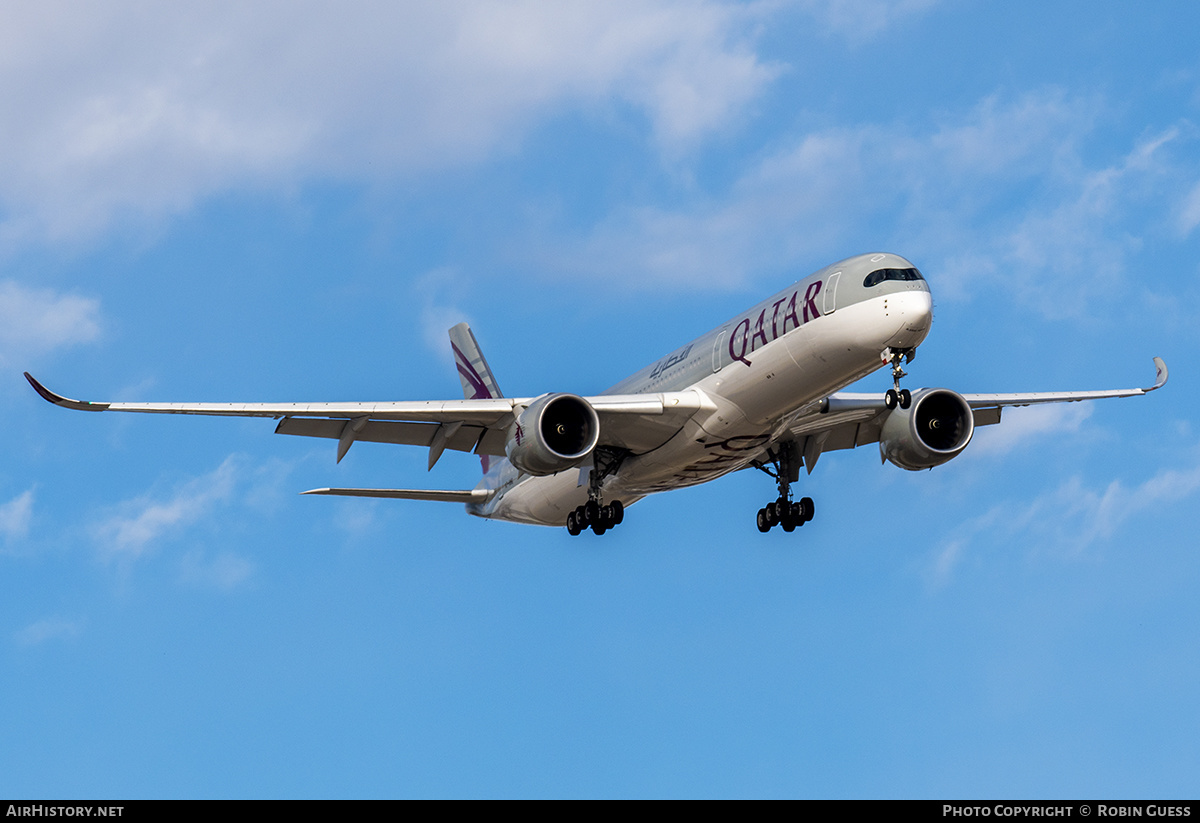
[780,357,1168,471]
[23,372,712,465]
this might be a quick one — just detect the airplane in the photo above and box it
[24,252,1168,536]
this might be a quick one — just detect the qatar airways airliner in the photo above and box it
[26,252,1166,536]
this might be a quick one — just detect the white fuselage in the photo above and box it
[471,253,933,526]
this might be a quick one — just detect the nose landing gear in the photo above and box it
[882,347,916,410]
[751,441,815,534]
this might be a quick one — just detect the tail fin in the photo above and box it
[449,323,503,475]
[449,322,503,400]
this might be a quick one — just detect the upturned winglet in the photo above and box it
[1148,357,1168,392]
[23,373,111,412]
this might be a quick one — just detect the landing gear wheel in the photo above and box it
[799,497,814,523]
[885,389,898,410]
[899,388,911,409]
[750,442,818,534]
[573,497,625,536]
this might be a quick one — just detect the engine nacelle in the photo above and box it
[505,393,601,476]
[879,388,974,471]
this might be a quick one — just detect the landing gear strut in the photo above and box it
[566,447,626,536]
[751,441,814,534]
[883,347,916,410]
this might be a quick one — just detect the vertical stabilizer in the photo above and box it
[449,323,503,475]
[449,323,504,400]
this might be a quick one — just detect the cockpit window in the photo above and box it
[863,267,924,288]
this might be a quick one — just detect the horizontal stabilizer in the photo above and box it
[300,487,494,503]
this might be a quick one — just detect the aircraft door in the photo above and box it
[823,272,841,314]
[712,328,728,372]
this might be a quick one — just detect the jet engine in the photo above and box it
[879,388,974,471]
[505,393,601,476]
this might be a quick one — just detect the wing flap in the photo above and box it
[275,417,508,460]
[973,407,1002,427]
[274,418,498,452]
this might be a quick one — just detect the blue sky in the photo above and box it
[2,0,1198,798]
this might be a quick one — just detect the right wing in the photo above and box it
[24,373,713,466]
[778,356,1168,471]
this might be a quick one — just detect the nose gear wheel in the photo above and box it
[884,388,912,410]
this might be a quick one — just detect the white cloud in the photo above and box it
[930,455,1200,585]
[1178,179,1200,236]
[968,403,1094,457]
[180,549,256,590]
[14,616,82,647]
[0,488,34,543]
[798,0,942,39]
[87,454,302,573]
[985,127,1181,316]
[242,456,302,514]
[927,89,1096,177]
[563,89,1196,301]
[414,267,472,365]
[0,1,777,245]
[92,456,239,563]
[333,498,384,538]
[0,281,100,365]
[560,126,876,288]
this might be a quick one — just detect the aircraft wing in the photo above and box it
[24,373,712,466]
[780,357,1168,472]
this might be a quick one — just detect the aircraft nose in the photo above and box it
[886,289,932,348]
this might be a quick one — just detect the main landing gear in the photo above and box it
[566,499,623,536]
[565,447,627,536]
[882,347,916,410]
[751,441,814,534]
